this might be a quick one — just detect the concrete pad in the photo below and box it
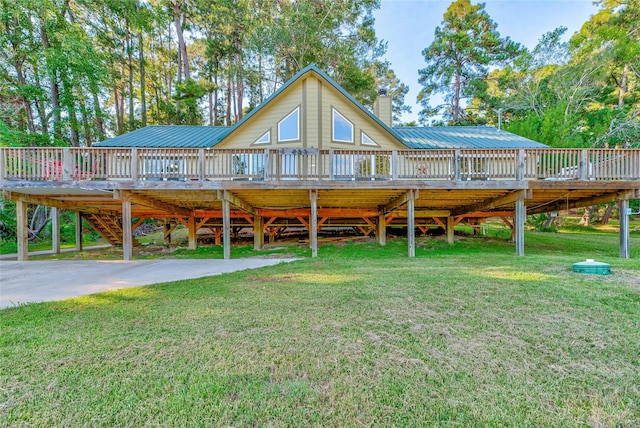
[0,258,299,309]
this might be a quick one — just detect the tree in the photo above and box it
[417,0,521,125]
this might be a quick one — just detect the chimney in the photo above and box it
[373,88,392,127]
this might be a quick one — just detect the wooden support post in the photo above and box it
[75,211,83,251]
[515,190,526,256]
[310,190,318,258]
[16,199,28,261]
[164,220,172,244]
[51,207,60,254]
[122,198,133,260]
[377,211,387,246]
[407,190,415,258]
[187,214,197,250]
[446,216,454,245]
[253,214,264,250]
[619,199,630,259]
[222,197,231,260]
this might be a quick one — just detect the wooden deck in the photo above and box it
[2,147,639,260]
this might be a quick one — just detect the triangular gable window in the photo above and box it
[253,131,270,145]
[333,108,353,143]
[361,131,379,147]
[278,107,300,142]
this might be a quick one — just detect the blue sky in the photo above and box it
[372,0,599,123]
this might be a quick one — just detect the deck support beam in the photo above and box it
[407,190,415,258]
[619,199,630,259]
[515,190,526,256]
[222,197,231,260]
[217,190,256,216]
[446,216,455,245]
[310,190,318,257]
[377,211,387,246]
[51,207,60,254]
[253,214,264,250]
[187,214,197,250]
[122,198,133,260]
[75,211,83,251]
[16,199,28,261]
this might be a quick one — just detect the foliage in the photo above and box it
[417,0,521,125]
[1,0,405,143]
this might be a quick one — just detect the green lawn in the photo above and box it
[1,231,639,426]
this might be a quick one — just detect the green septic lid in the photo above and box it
[572,259,611,275]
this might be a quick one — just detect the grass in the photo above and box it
[1,231,639,426]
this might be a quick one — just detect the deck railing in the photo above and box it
[1,147,639,182]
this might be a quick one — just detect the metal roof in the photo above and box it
[394,126,549,149]
[95,125,232,148]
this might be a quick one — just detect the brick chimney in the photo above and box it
[373,88,392,127]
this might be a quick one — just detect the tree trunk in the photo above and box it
[126,21,135,131]
[452,70,461,124]
[92,88,106,141]
[31,60,48,134]
[600,205,614,225]
[213,72,219,126]
[226,76,232,126]
[578,206,595,226]
[61,78,80,147]
[39,18,62,141]
[138,30,147,126]
[618,63,628,108]
[235,51,243,121]
[543,212,558,228]
[114,84,124,135]
[78,92,92,146]
[172,0,190,80]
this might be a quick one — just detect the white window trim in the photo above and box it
[332,108,354,143]
[361,131,379,147]
[278,107,300,142]
[253,130,270,145]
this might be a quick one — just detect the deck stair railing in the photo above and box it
[1,147,639,182]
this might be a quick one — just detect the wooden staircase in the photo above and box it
[83,214,140,246]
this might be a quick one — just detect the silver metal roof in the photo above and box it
[394,126,549,149]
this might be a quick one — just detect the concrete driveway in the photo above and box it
[0,258,298,309]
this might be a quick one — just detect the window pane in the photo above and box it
[278,108,299,141]
[333,109,353,142]
[254,131,270,144]
[361,131,378,146]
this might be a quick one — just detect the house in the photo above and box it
[2,66,638,260]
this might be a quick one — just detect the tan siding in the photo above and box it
[320,83,405,151]
[305,78,319,149]
[217,81,304,149]
[216,73,404,151]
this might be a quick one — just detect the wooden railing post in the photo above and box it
[263,148,270,181]
[329,149,335,181]
[392,150,398,180]
[199,148,205,181]
[454,149,461,181]
[579,149,588,180]
[62,148,72,180]
[0,149,6,180]
[517,149,525,181]
[130,148,138,180]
